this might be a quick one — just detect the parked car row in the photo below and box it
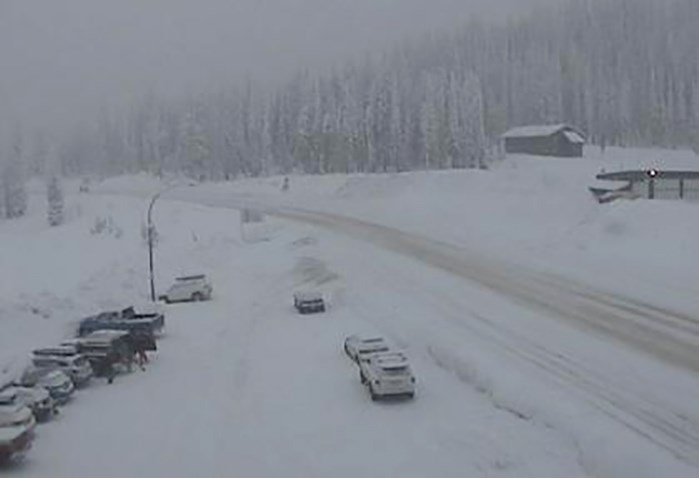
[0,304,164,465]
[343,335,416,401]
[289,292,414,401]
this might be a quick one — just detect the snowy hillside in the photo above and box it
[2,146,699,477]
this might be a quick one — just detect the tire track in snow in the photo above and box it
[268,208,699,373]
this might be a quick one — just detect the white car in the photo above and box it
[358,351,416,401]
[32,350,93,387]
[18,369,74,406]
[160,274,213,303]
[0,386,55,422]
[0,393,36,463]
[343,335,390,363]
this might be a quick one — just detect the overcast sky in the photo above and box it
[0,0,551,139]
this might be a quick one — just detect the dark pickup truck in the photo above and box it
[66,330,134,377]
[77,305,165,338]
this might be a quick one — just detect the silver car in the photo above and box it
[0,386,55,422]
[32,352,93,388]
[18,369,74,405]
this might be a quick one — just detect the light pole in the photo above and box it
[147,191,163,302]
[147,182,194,301]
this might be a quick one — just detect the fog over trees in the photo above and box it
[1,0,698,196]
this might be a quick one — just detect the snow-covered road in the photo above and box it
[268,207,699,470]
[164,188,699,474]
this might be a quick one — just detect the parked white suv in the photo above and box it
[160,275,213,303]
[343,335,390,363]
[359,351,416,401]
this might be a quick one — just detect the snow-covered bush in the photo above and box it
[90,215,123,238]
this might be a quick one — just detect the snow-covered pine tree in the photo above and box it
[388,74,404,171]
[47,175,64,226]
[420,72,439,170]
[2,130,27,219]
[178,111,211,181]
[692,78,699,155]
[462,73,487,169]
[0,170,4,218]
[2,164,27,219]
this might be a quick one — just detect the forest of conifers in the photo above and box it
[4,0,699,183]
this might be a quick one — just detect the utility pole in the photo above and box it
[147,191,162,302]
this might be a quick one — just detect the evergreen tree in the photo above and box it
[2,129,27,219]
[47,175,64,226]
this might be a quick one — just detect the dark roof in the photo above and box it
[175,274,206,281]
[502,124,585,140]
[597,170,699,181]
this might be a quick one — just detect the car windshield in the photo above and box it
[0,393,15,405]
[32,358,59,368]
[175,276,205,283]
[359,346,389,354]
[170,283,193,292]
[381,366,408,375]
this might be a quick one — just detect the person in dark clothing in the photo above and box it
[94,355,117,384]
[129,332,156,371]
[106,361,117,384]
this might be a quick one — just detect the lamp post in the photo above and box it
[147,182,194,301]
[147,191,163,302]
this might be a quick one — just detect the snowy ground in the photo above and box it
[2,146,699,477]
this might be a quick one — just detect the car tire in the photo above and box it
[192,292,203,302]
[370,387,378,401]
[360,371,366,384]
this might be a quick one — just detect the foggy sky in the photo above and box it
[0,0,550,139]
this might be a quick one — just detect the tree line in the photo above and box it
[1,0,698,217]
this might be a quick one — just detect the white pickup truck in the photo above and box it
[358,351,416,401]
